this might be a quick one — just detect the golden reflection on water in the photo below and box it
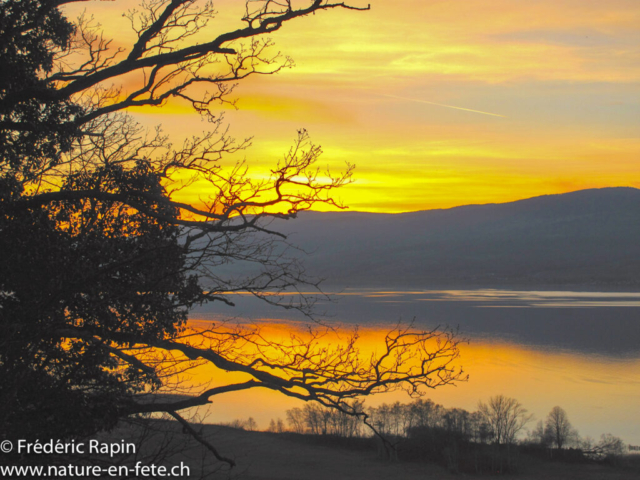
[180,319,640,444]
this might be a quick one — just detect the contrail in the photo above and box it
[380,93,507,118]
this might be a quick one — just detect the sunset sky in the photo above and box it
[64,0,640,212]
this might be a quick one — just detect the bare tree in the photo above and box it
[267,419,277,432]
[528,420,549,446]
[286,407,306,434]
[478,395,532,445]
[594,434,627,456]
[581,433,627,459]
[267,417,285,433]
[246,417,258,432]
[0,0,470,472]
[544,406,575,449]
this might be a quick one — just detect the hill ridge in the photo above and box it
[269,187,640,287]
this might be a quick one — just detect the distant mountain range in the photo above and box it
[266,187,640,287]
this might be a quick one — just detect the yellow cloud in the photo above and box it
[236,93,354,124]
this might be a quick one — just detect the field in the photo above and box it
[178,425,640,480]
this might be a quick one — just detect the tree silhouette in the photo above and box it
[545,406,575,449]
[0,0,80,179]
[478,395,532,445]
[0,0,468,469]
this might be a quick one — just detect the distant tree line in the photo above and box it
[271,395,629,474]
[286,400,365,438]
[283,396,521,445]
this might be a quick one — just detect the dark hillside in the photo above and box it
[268,187,640,286]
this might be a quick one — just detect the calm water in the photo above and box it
[189,288,640,445]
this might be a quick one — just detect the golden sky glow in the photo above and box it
[63,0,640,212]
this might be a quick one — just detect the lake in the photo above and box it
[188,288,640,445]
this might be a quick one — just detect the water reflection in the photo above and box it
[183,320,640,446]
[186,289,640,444]
[191,288,640,356]
[423,289,640,303]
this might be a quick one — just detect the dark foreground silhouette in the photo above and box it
[206,425,640,479]
[96,420,639,479]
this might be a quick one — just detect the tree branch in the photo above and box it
[167,410,236,467]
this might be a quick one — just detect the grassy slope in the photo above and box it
[101,421,638,479]
[204,426,639,480]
